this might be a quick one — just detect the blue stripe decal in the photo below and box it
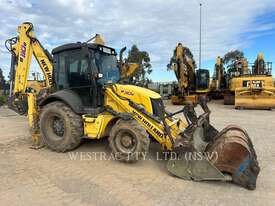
[234,157,251,177]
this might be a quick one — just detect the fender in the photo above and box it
[39,89,84,114]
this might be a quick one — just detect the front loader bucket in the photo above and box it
[167,125,259,190]
[167,154,228,181]
[167,98,260,190]
[206,125,260,189]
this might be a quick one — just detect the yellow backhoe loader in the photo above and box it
[168,43,210,105]
[6,22,260,190]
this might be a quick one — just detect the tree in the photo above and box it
[223,50,244,66]
[0,68,5,91]
[126,45,152,86]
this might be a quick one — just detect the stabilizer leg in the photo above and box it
[28,93,44,150]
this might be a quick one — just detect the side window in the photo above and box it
[54,53,67,90]
[80,60,88,73]
[67,50,90,87]
[58,54,67,88]
[55,49,92,89]
[68,58,78,73]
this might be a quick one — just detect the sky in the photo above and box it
[0,0,275,82]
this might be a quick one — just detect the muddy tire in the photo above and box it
[40,102,83,152]
[109,119,150,163]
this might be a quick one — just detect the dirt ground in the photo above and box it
[0,101,274,206]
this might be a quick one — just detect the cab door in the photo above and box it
[54,49,97,107]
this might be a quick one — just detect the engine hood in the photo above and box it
[109,84,162,114]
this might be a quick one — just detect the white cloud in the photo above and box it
[0,0,275,79]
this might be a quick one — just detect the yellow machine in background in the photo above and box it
[6,22,260,190]
[26,80,45,93]
[210,56,225,99]
[168,43,210,105]
[223,53,275,109]
[224,56,249,105]
[234,53,275,109]
[118,47,139,83]
[26,72,46,94]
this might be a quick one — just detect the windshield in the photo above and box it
[94,51,120,84]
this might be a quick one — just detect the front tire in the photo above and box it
[40,102,83,152]
[109,119,150,162]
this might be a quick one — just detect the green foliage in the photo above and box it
[0,95,7,106]
[126,45,152,85]
[0,68,9,104]
[223,50,244,66]
[0,68,5,90]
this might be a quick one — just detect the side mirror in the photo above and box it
[97,73,103,79]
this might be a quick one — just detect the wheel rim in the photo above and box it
[51,116,65,137]
[42,113,65,140]
[114,130,137,153]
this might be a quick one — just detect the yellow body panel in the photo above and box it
[104,85,187,150]
[229,75,274,91]
[109,84,160,113]
[83,114,114,138]
[235,86,275,109]
[234,76,275,109]
[13,24,33,93]
[196,89,210,93]
[171,95,197,105]
[235,93,275,109]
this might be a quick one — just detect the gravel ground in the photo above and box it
[0,101,274,206]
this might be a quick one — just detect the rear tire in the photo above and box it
[109,119,150,162]
[40,102,83,152]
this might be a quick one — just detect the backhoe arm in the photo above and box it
[7,22,53,96]
[6,22,53,148]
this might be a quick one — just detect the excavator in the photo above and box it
[168,43,209,105]
[210,56,226,99]
[6,22,259,190]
